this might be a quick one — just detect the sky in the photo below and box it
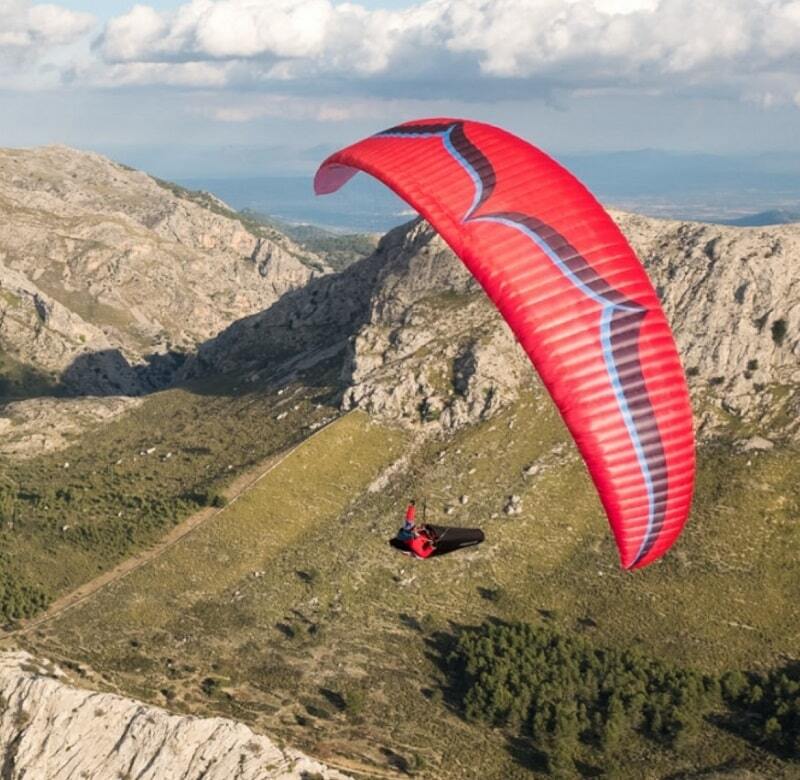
[1,0,799,184]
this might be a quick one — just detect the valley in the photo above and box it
[1,147,799,778]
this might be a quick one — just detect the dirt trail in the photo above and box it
[2,416,343,640]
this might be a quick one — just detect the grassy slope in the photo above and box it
[19,384,800,778]
[1,372,340,620]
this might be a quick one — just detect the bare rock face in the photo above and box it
[339,216,800,436]
[190,213,799,439]
[0,145,329,396]
[339,223,528,429]
[615,211,800,422]
[187,220,531,431]
[0,651,349,780]
[4,144,797,443]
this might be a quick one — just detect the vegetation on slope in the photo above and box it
[242,210,379,271]
[449,620,800,775]
[721,664,800,757]
[16,386,799,778]
[0,346,59,400]
[0,370,339,627]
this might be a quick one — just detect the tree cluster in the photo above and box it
[0,554,49,623]
[449,621,718,773]
[721,666,800,756]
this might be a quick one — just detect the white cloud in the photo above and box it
[593,0,658,12]
[90,60,233,88]
[0,1,95,90]
[27,4,95,44]
[88,0,800,105]
[200,92,444,123]
[99,0,336,61]
[98,4,167,62]
[0,1,94,63]
[4,0,800,111]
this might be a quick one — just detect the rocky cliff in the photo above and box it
[188,214,800,440]
[0,651,348,780]
[3,149,798,449]
[0,146,329,397]
[617,212,799,425]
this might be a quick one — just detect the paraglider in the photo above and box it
[315,119,695,570]
[390,498,486,558]
[390,524,486,559]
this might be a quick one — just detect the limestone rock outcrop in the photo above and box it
[0,145,329,396]
[615,211,800,422]
[3,147,798,443]
[0,651,349,780]
[192,214,799,438]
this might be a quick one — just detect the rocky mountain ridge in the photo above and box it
[2,149,798,457]
[0,153,797,777]
[188,213,800,441]
[0,651,348,780]
[0,145,330,397]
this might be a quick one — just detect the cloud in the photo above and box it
[0,1,95,63]
[90,60,233,88]
[206,97,357,123]
[200,92,441,123]
[3,0,798,112]
[88,0,800,106]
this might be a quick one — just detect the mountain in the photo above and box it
[241,210,380,271]
[177,173,411,233]
[0,651,348,780]
[723,209,800,227]
[1,154,799,779]
[0,146,330,399]
[186,212,800,441]
[178,151,800,229]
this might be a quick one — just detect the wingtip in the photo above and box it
[313,162,358,196]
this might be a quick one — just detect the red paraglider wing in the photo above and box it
[315,119,694,569]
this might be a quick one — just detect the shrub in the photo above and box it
[0,477,17,522]
[0,559,49,623]
[342,685,366,719]
[211,493,227,508]
[200,677,221,696]
[408,752,426,774]
[721,663,800,756]
[771,319,787,346]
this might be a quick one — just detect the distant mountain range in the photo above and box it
[178,148,800,231]
[722,209,800,227]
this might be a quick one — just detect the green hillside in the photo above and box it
[14,382,800,778]
[0,371,339,623]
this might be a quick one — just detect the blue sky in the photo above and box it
[1,0,799,189]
